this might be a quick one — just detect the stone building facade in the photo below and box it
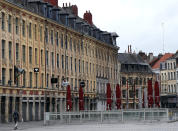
[118,53,155,109]
[160,52,178,108]
[0,0,119,122]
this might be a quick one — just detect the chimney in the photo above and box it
[130,45,132,53]
[63,3,64,7]
[83,10,93,25]
[72,5,78,16]
[128,45,129,53]
[66,3,67,7]
[43,0,58,7]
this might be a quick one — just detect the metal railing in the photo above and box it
[44,108,178,125]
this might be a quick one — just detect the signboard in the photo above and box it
[51,78,58,83]
[80,81,85,87]
[62,81,69,87]
[34,68,39,72]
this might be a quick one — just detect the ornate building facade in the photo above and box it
[0,0,119,122]
[118,52,155,109]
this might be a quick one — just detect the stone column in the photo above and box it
[60,98,63,112]
[49,97,52,112]
[26,97,29,121]
[55,98,57,113]
[19,97,22,122]
[0,96,1,123]
[38,97,41,120]
[73,97,75,111]
[5,96,9,123]
[12,96,16,113]
[88,98,91,111]
[32,97,35,121]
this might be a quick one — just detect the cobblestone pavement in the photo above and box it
[1,121,178,131]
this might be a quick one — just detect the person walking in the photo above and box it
[13,111,19,130]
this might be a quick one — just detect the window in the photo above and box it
[45,27,48,43]
[2,40,5,59]
[8,15,11,33]
[9,41,12,60]
[62,55,64,69]
[122,90,126,98]
[46,51,48,66]
[86,62,88,74]
[51,52,54,67]
[41,50,43,65]
[15,17,19,34]
[74,40,76,52]
[35,48,37,65]
[71,78,73,90]
[90,63,91,74]
[29,72,32,88]
[66,56,68,70]
[56,32,59,46]
[70,37,72,51]
[1,12,5,30]
[35,73,38,88]
[29,23,32,38]
[57,54,59,68]
[75,58,77,72]
[2,68,6,85]
[122,77,126,85]
[79,59,80,73]
[61,34,63,48]
[70,57,73,71]
[34,24,37,40]
[29,47,32,64]
[41,73,44,88]
[16,43,19,61]
[23,71,26,87]
[22,45,26,63]
[22,20,25,37]
[9,69,12,84]
[51,30,53,44]
[40,26,42,42]
[47,73,49,88]
[83,60,84,73]
[65,35,68,49]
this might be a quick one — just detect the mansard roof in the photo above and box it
[118,53,147,65]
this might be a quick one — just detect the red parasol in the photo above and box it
[79,85,84,111]
[147,79,153,108]
[154,81,160,108]
[116,84,121,109]
[106,83,112,110]
[142,89,145,108]
[66,85,72,111]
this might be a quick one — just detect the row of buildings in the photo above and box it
[0,0,168,123]
[0,0,119,123]
[139,51,178,108]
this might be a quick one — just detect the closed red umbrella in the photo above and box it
[66,85,72,111]
[142,89,145,108]
[79,85,84,111]
[147,80,153,108]
[116,84,121,109]
[106,83,112,110]
[154,81,160,108]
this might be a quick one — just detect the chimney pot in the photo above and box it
[63,3,64,7]
[69,2,71,7]
[66,3,67,7]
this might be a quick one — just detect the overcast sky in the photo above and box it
[59,0,178,55]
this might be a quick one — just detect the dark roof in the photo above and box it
[118,53,148,65]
